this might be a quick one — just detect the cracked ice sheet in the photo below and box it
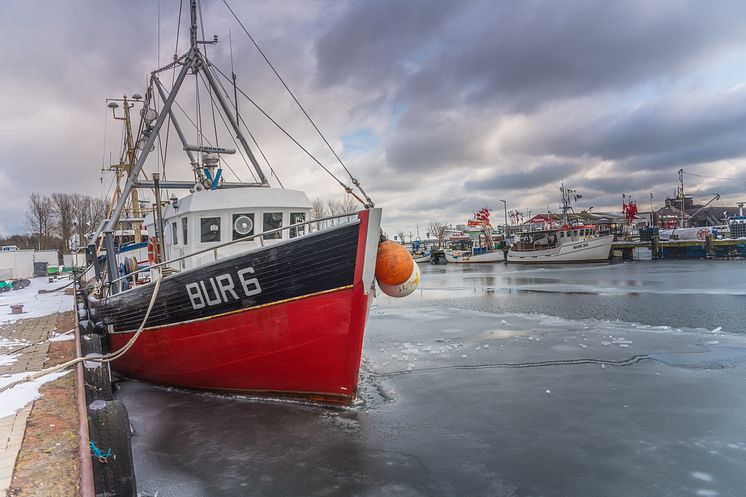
[364,304,746,377]
[119,261,746,497]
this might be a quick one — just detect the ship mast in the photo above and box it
[560,183,572,226]
[98,0,268,293]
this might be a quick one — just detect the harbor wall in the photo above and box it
[0,250,60,279]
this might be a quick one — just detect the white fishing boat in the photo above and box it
[445,208,506,263]
[508,185,613,264]
[413,253,432,263]
[445,249,504,263]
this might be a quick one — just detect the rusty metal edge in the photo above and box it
[74,293,95,497]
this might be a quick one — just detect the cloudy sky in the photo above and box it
[2,0,746,237]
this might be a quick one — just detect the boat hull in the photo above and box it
[88,209,381,404]
[445,250,505,263]
[507,235,613,264]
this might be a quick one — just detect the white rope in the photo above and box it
[0,277,162,394]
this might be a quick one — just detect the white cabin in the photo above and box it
[144,187,312,270]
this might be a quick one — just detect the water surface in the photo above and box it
[119,260,746,497]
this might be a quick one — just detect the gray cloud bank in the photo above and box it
[2,0,746,236]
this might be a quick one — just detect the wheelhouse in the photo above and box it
[144,187,312,271]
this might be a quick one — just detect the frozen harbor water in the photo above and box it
[118,260,746,497]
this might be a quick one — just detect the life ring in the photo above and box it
[697,228,709,240]
[147,236,160,264]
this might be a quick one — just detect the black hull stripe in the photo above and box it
[109,284,354,334]
[89,222,360,332]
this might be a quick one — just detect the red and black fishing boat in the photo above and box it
[82,0,417,404]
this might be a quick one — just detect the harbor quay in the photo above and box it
[0,311,80,496]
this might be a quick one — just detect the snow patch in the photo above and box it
[0,277,73,324]
[0,370,71,418]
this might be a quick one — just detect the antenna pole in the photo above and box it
[190,0,198,51]
[679,168,685,228]
[198,52,268,184]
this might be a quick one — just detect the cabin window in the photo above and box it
[289,212,306,238]
[200,217,221,243]
[232,213,254,241]
[181,217,188,245]
[263,212,283,240]
[559,232,564,238]
[572,230,578,237]
[171,222,178,245]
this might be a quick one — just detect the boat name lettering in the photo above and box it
[185,267,262,310]
[572,242,589,249]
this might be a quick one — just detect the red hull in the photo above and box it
[109,286,373,402]
[108,209,380,404]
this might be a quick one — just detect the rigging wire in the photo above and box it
[197,71,254,183]
[171,93,255,183]
[157,0,161,67]
[683,170,746,183]
[221,0,373,206]
[204,57,284,187]
[195,73,204,167]
[100,108,109,182]
[195,0,220,147]
[211,64,366,205]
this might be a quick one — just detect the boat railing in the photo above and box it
[106,211,361,288]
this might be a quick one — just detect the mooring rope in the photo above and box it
[0,277,162,395]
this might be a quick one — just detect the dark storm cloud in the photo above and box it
[314,0,464,88]
[317,0,746,109]
[311,0,746,229]
[3,0,746,237]
[384,110,488,172]
[507,87,746,165]
[464,161,584,191]
[580,170,673,196]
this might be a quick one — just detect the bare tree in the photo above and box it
[24,193,54,249]
[341,195,357,213]
[426,221,449,249]
[51,193,75,253]
[72,194,92,248]
[89,197,108,233]
[396,231,407,244]
[311,198,326,231]
[326,199,341,226]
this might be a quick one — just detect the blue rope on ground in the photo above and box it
[90,441,112,463]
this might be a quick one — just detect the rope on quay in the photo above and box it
[0,277,162,395]
[38,279,74,293]
[0,328,75,357]
[369,354,651,377]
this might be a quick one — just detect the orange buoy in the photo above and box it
[375,240,415,286]
[378,261,420,298]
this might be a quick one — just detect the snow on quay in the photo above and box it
[0,276,73,325]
